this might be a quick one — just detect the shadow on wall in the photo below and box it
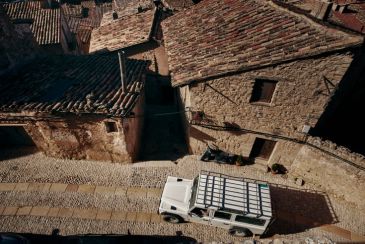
[4,232,197,244]
[190,125,216,143]
[266,185,338,236]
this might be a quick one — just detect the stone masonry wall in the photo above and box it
[181,52,354,166]
[23,116,134,163]
[291,136,365,209]
[0,5,39,76]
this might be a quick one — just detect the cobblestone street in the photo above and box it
[0,149,364,243]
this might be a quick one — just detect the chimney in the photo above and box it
[310,0,333,20]
[118,51,127,92]
[112,10,118,20]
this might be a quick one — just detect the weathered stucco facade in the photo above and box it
[179,52,354,167]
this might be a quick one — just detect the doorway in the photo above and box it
[0,126,35,147]
[249,137,276,160]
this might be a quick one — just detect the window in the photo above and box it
[250,79,277,103]
[235,215,266,226]
[214,211,231,220]
[105,122,118,133]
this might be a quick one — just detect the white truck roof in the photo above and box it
[194,171,272,219]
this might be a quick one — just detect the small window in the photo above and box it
[105,122,118,133]
[214,211,231,220]
[250,79,277,103]
[235,215,266,226]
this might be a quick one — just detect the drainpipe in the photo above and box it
[118,51,127,92]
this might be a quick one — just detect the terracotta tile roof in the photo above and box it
[329,2,365,33]
[162,0,364,87]
[0,54,148,117]
[101,0,153,26]
[113,0,152,10]
[89,9,155,53]
[162,0,195,11]
[3,2,61,45]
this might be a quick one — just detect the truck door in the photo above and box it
[210,211,232,229]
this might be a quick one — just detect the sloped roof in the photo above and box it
[0,54,148,117]
[162,0,364,87]
[3,2,61,45]
[162,0,195,11]
[113,0,152,11]
[89,9,155,53]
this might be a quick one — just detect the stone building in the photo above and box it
[61,1,113,54]
[162,0,364,167]
[0,53,149,163]
[0,5,39,76]
[89,2,156,53]
[3,1,79,55]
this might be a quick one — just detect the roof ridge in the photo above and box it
[162,0,364,87]
[267,0,363,45]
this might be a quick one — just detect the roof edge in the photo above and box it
[172,42,363,87]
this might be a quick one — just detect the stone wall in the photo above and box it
[0,5,39,76]
[22,116,132,162]
[179,52,354,165]
[123,91,145,161]
[291,136,365,209]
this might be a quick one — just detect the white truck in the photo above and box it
[158,171,274,237]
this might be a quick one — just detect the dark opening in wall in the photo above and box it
[105,122,118,133]
[250,79,277,103]
[249,138,276,160]
[0,126,35,147]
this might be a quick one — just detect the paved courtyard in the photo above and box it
[0,148,364,243]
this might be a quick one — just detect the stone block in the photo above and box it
[150,213,163,223]
[0,206,5,215]
[30,206,50,216]
[27,183,49,192]
[65,184,79,192]
[95,186,116,195]
[73,208,97,220]
[0,183,16,191]
[125,212,137,221]
[16,206,32,216]
[127,187,147,198]
[146,188,162,198]
[114,187,127,196]
[78,185,96,194]
[2,207,18,216]
[47,207,60,217]
[96,210,112,220]
[135,212,151,222]
[14,183,29,191]
[57,208,74,218]
[110,211,126,221]
[50,183,68,192]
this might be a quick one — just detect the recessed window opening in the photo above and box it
[250,79,277,103]
[105,121,118,133]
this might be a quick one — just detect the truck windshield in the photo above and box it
[189,176,199,209]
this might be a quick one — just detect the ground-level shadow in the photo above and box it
[139,74,188,161]
[2,232,197,244]
[265,185,338,236]
[0,146,38,161]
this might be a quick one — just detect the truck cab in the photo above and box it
[158,171,273,237]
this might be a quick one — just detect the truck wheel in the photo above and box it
[228,228,251,237]
[162,214,183,224]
